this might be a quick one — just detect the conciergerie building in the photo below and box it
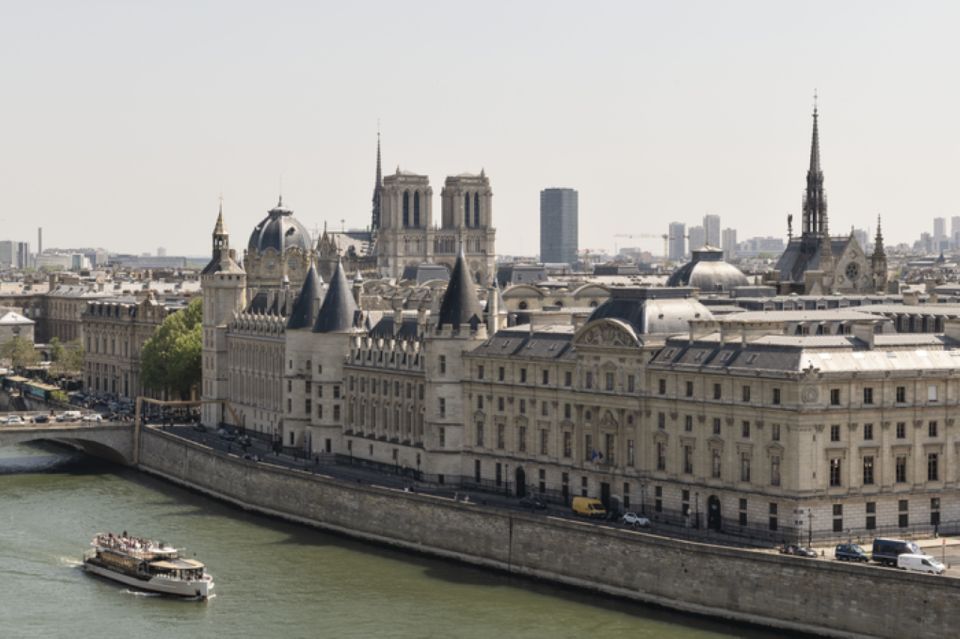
[200,116,958,542]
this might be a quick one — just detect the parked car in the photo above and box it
[519,495,547,510]
[571,496,607,519]
[897,553,945,575]
[3,415,24,425]
[81,414,102,422]
[33,414,49,424]
[780,544,817,558]
[621,512,652,528]
[834,543,869,562]
[872,538,921,567]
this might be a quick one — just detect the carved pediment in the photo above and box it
[573,319,641,349]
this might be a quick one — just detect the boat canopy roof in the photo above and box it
[149,558,204,570]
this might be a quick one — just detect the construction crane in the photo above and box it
[614,233,678,260]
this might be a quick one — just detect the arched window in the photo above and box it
[464,193,471,227]
[413,191,421,227]
[474,192,480,227]
[402,191,410,227]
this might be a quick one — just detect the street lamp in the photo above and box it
[639,483,646,515]
[695,492,700,529]
[808,508,814,547]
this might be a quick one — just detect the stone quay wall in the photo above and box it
[138,428,960,639]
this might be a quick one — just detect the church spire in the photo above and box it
[801,94,828,240]
[873,215,886,258]
[371,128,383,230]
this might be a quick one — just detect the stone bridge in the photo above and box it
[0,420,137,464]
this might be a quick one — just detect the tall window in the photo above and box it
[862,456,874,485]
[830,388,841,405]
[540,430,549,455]
[656,442,666,471]
[473,192,480,227]
[863,387,874,405]
[829,458,842,486]
[740,453,751,482]
[928,453,939,481]
[896,422,906,439]
[627,439,635,466]
[896,386,906,403]
[563,431,572,458]
[741,421,750,438]
[713,383,721,400]
[476,423,484,447]
[518,426,527,453]
[497,424,505,449]
[772,388,781,405]
[713,418,721,435]
[895,455,907,483]
[402,191,410,226]
[929,421,938,437]
[863,423,873,441]
[658,379,666,395]
[770,456,781,486]
[830,424,840,442]
[683,446,693,474]
[413,191,421,226]
[685,415,693,432]
[741,385,751,402]
[464,193,470,226]
[686,381,694,397]
[712,449,721,478]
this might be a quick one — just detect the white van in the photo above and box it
[897,553,945,575]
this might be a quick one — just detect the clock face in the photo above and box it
[845,262,860,280]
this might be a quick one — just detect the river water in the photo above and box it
[0,444,797,639]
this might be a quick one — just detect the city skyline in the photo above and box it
[3,2,960,258]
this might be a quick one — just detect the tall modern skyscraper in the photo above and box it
[703,214,721,247]
[951,216,960,248]
[934,217,946,246]
[539,188,578,265]
[668,222,686,261]
[721,228,737,260]
[688,225,706,254]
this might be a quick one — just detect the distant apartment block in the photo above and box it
[668,222,686,261]
[721,228,737,260]
[703,214,721,248]
[0,241,30,269]
[688,225,706,253]
[539,188,578,266]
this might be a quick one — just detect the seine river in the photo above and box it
[0,444,797,639]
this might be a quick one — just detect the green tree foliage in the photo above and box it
[140,298,202,399]
[1,336,40,370]
[49,338,84,377]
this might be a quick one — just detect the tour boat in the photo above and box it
[83,532,214,599]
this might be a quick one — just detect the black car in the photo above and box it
[33,414,49,424]
[834,543,869,562]
[519,495,547,510]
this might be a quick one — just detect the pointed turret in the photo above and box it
[313,259,359,333]
[287,262,322,329]
[873,215,886,258]
[437,248,482,331]
[801,100,828,239]
[202,200,243,275]
[371,131,383,230]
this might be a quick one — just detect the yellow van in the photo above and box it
[571,496,607,519]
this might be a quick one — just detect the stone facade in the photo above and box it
[82,295,177,398]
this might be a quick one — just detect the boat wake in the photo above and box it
[124,589,162,598]
[58,556,83,568]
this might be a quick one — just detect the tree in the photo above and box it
[50,338,84,377]
[140,298,202,399]
[1,336,40,370]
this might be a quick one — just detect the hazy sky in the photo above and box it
[2,1,959,258]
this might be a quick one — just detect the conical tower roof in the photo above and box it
[287,262,322,329]
[437,249,482,330]
[313,259,359,333]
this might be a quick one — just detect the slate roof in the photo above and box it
[436,250,482,330]
[286,263,322,330]
[248,198,312,254]
[467,327,575,361]
[774,237,852,283]
[588,287,713,335]
[313,260,360,333]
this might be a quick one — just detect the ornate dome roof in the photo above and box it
[666,246,749,291]
[588,287,713,335]
[247,197,312,254]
